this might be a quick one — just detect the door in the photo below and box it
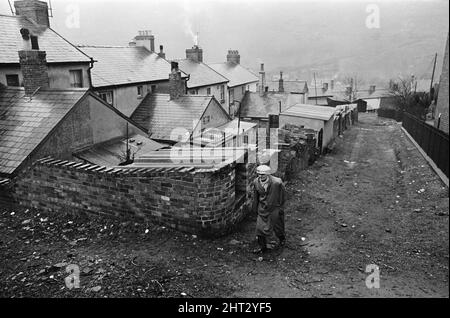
[318,128,323,154]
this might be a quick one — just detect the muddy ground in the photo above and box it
[0,113,448,298]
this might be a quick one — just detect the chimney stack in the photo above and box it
[134,30,155,52]
[322,82,328,92]
[19,49,49,95]
[14,0,50,27]
[226,50,240,64]
[330,79,334,90]
[186,45,203,63]
[278,71,284,93]
[169,61,185,99]
[369,85,376,94]
[158,45,166,59]
[259,63,266,96]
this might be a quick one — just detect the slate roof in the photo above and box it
[281,104,336,121]
[131,94,222,142]
[355,88,391,99]
[176,59,228,89]
[0,14,91,64]
[78,45,185,87]
[268,80,308,94]
[0,86,88,176]
[74,133,166,166]
[208,62,258,88]
[239,91,304,118]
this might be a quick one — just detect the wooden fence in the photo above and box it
[402,112,449,177]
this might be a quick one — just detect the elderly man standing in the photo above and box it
[251,164,287,254]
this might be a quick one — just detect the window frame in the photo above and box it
[5,74,20,87]
[220,85,225,103]
[98,90,114,106]
[69,69,83,88]
[137,85,144,98]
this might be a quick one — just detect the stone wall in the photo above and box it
[11,157,252,237]
[274,125,316,181]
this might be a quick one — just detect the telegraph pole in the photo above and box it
[430,53,438,98]
[313,72,318,105]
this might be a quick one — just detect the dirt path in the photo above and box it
[0,113,448,298]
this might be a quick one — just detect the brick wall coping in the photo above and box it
[15,156,236,178]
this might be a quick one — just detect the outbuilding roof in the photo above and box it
[239,91,304,118]
[281,104,336,121]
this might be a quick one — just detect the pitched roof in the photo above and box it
[268,80,308,94]
[0,14,91,64]
[355,88,391,99]
[74,133,166,166]
[281,104,336,121]
[240,91,304,118]
[77,45,183,87]
[131,94,223,142]
[176,59,228,88]
[208,62,258,87]
[0,86,88,176]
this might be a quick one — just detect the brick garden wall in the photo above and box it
[11,158,252,237]
[2,126,317,237]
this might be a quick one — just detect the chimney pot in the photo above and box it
[259,62,266,96]
[226,49,240,64]
[134,30,155,52]
[158,45,166,59]
[14,0,50,27]
[279,71,284,93]
[186,45,203,63]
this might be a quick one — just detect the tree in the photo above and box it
[341,74,365,101]
[388,77,431,120]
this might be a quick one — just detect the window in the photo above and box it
[190,90,196,95]
[242,86,245,95]
[151,85,156,93]
[206,87,211,95]
[30,35,39,50]
[69,69,83,88]
[229,88,234,104]
[99,91,113,105]
[220,85,225,103]
[137,85,143,98]
[5,74,20,87]
[202,115,211,125]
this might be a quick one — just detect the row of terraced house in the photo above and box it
[0,0,359,236]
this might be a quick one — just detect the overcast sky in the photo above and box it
[1,0,448,80]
